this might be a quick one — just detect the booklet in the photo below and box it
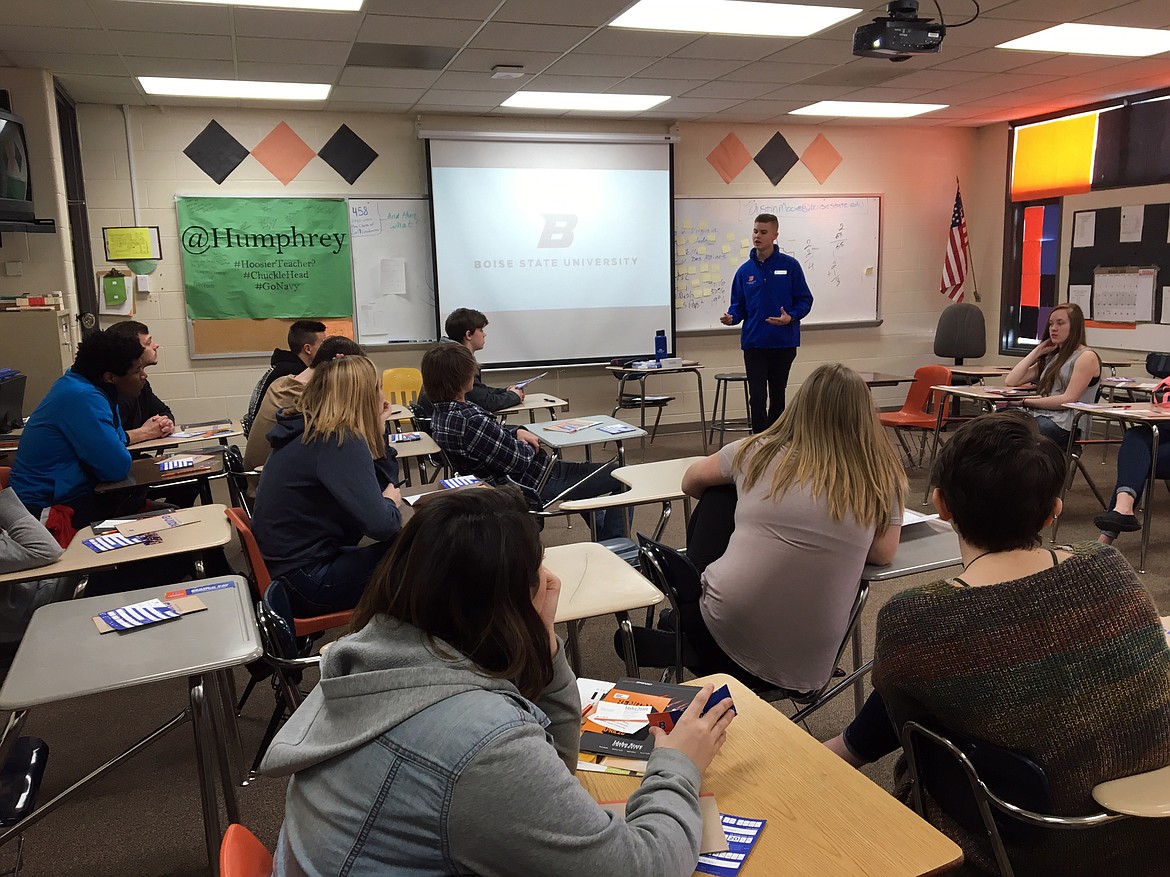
[597,423,638,435]
[542,419,600,434]
[580,677,700,760]
[81,532,161,553]
[514,372,547,389]
[116,509,201,538]
[92,594,208,634]
[696,814,766,876]
[389,432,423,443]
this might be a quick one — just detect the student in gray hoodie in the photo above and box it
[262,486,735,877]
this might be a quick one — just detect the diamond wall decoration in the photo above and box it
[753,133,799,186]
[705,133,753,184]
[318,124,378,185]
[799,133,843,185]
[250,122,316,186]
[182,121,248,185]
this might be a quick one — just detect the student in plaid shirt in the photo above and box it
[422,344,628,541]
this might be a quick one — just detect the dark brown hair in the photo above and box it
[352,486,552,698]
[421,343,478,404]
[308,335,364,368]
[754,213,778,227]
[288,320,326,352]
[445,308,488,342]
[1035,303,1092,396]
[931,411,1065,551]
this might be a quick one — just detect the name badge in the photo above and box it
[774,269,787,275]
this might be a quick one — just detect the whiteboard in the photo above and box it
[673,197,881,332]
[349,198,438,344]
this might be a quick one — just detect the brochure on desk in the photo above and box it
[579,677,698,759]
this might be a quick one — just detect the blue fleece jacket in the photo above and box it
[726,247,814,350]
[10,370,132,512]
[252,412,402,578]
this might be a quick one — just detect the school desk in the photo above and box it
[97,451,226,504]
[0,502,232,588]
[0,575,259,876]
[496,392,570,423]
[607,363,707,454]
[857,371,915,388]
[578,673,964,876]
[543,541,664,677]
[387,430,443,487]
[560,456,705,541]
[127,419,242,454]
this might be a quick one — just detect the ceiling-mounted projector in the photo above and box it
[853,0,944,62]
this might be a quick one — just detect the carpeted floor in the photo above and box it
[5,424,1168,876]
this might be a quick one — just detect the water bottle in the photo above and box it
[654,329,667,361]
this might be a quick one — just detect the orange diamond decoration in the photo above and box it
[800,133,842,185]
[706,133,753,184]
[251,122,316,186]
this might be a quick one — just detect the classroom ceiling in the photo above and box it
[1,0,1169,126]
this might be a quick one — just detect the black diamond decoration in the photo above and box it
[182,120,248,185]
[753,132,799,187]
[318,124,378,185]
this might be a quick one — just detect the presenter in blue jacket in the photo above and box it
[721,213,814,433]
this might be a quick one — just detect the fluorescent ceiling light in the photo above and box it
[138,77,330,100]
[502,92,669,112]
[122,0,362,10]
[790,100,947,118]
[610,0,861,38]
[997,23,1170,57]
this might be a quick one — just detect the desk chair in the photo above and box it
[610,372,674,444]
[934,302,986,365]
[0,736,48,877]
[220,824,273,877]
[901,720,1127,877]
[382,368,423,408]
[880,365,953,467]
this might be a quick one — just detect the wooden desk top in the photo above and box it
[578,673,963,876]
[0,503,232,585]
[496,393,570,415]
[1061,401,1170,423]
[543,542,663,624]
[931,384,1027,402]
[858,371,915,387]
[389,432,441,458]
[561,456,704,512]
[531,415,648,450]
[1100,377,1158,391]
[945,365,1011,378]
[128,419,242,453]
[98,453,224,493]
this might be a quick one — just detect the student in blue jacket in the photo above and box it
[10,330,145,528]
[252,355,402,615]
[720,212,814,433]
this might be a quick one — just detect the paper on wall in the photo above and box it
[1068,284,1092,316]
[1120,205,1145,243]
[1162,288,1170,326]
[380,258,407,296]
[1072,211,1096,248]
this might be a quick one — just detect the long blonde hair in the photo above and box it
[297,356,385,459]
[732,363,906,531]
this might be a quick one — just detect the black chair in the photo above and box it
[0,736,48,877]
[901,720,1127,877]
[934,302,986,365]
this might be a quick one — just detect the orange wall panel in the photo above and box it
[1011,113,1098,201]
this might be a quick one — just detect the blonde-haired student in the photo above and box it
[252,356,402,615]
[678,363,907,694]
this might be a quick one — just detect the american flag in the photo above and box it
[940,185,970,302]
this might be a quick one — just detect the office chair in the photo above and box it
[934,303,986,365]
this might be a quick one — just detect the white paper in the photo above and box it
[577,678,614,710]
[1135,269,1156,322]
[1068,284,1092,316]
[591,701,651,734]
[359,300,392,336]
[380,258,407,296]
[1093,273,1143,322]
[1072,211,1096,248]
[1162,288,1170,325]
[902,508,941,526]
[1120,206,1145,243]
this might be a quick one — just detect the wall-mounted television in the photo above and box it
[0,110,34,223]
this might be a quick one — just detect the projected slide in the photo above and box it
[429,139,673,366]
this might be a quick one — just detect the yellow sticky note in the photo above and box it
[688,265,697,275]
[697,246,707,255]
[864,266,874,276]
[688,234,698,244]
[691,277,701,287]
[676,246,685,257]
[683,220,692,230]
[740,248,750,258]
[700,263,710,273]
[712,267,722,280]
[741,238,750,248]
[726,232,736,241]
[707,233,716,242]
[721,244,731,254]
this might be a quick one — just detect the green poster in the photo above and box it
[177,196,353,320]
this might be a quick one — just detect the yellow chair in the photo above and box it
[382,368,424,408]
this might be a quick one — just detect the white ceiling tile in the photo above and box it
[468,22,595,53]
[607,78,706,94]
[325,101,418,112]
[835,85,940,101]
[3,1,100,28]
[874,69,983,89]
[931,48,1045,73]
[232,8,363,42]
[357,15,481,47]
[653,96,745,114]
[330,85,428,103]
[122,57,238,79]
[544,53,653,77]
[362,0,499,17]
[637,57,746,80]
[1079,0,1170,28]
[106,31,236,60]
[0,26,113,54]
[234,63,344,84]
[575,28,701,56]
[1011,55,1142,77]
[720,60,836,83]
[523,74,627,92]
[89,0,233,34]
[669,34,796,61]
[236,37,352,66]
[940,17,1060,48]
[760,83,858,101]
[761,38,856,65]
[415,89,505,107]
[432,71,534,92]
[719,99,806,117]
[984,0,1118,22]
[681,80,780,99]
[494,0,630,27]
[446,48,563,74]
[54,73,146,103]
[3,51,127,76]
[339,67,442,88]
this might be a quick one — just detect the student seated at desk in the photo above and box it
[1004,303,1101,446]
[413,308,524,419]
[242,319,326,437]
[243,335,364,471]
[10,331,148,534]
[106,320,175,444]
[676,363,905,694]
[0,486,72,643]
[422,343,628,540]
[827,413,1170,876]
[1093,423,1170,541]
[252,356,402,616]
[262,486,734,877]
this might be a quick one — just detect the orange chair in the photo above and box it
[224,507,351,637]
[879,365,953,467]
[220,824,272,877]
